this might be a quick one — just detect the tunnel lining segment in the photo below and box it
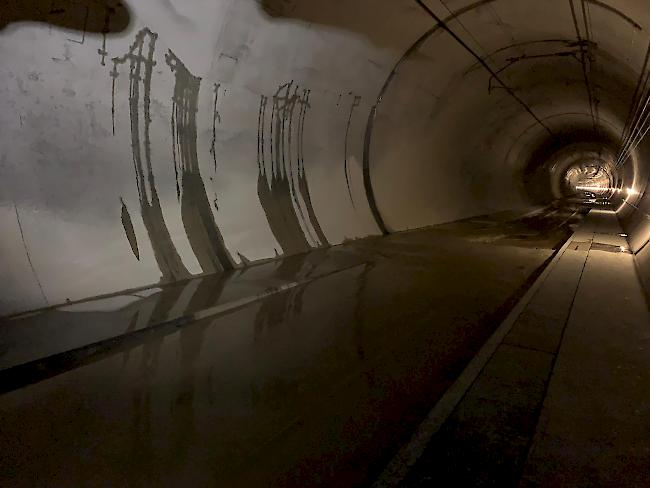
[362,0,503,235]
[362,0,645,234]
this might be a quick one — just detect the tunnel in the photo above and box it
[1,0,650,486]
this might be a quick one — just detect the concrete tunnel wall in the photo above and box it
[2,0,650,317]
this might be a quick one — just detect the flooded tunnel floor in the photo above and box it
[0,205,585,487]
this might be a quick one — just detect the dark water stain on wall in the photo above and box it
[257,86,308,255]
[97,4,113,66]
[344,93,362,208]
[120,197,140,260]
[257,94,288,251]
[296,88,329,246]
[210,83,222,172]
[272,82,313,252]
[166,49,235,273]
[286,84,318,246]
[256,83,329,254]
[111,28,190,283]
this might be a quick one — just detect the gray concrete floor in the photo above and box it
[403,209,650,487]
[0,205,582,487]
[521,210,650,487]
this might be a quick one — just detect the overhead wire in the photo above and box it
[618,114,650,167]
[619,39,650,146]
[582,0,601,132]
[438,0,492,62]
[414,0,554,136]
[616,41,650,167]
[570,0,598,133]
[617,101,650,165]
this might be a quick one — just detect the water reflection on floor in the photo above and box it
[0,206,583,487]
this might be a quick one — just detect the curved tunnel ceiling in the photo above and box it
[362,0,650,232]
[268,0,650,224]
[2,0,650,315]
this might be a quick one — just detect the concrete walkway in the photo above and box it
[400,209,650,487]
[521,210,650,487]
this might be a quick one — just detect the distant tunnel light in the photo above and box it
[626,187,639,196]
[575,185,608,192]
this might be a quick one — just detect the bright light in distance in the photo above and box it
[575,185,608,192]
[574,186,626,194]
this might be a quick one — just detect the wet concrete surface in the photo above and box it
[0,205,584,487]
[0,250,365,376]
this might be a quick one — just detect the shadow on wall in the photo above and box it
[0,0,131,33]
[260,0,420,48]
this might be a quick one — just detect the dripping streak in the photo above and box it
[287,85,318,245]
[297,89,330,246]
[14,203,48,306]
[210,83,222,172]
[166,49,235,272]
[344,94,362,208]
[112,28,190,282]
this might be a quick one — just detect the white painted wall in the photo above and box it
[3,0,650,316]
[0,0,414,315]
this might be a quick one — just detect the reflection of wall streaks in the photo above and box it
[173,275,228,463]
[123,274,229,475]
[166,50,235,273]
[127,282,189,483]
[256,83,329,255]
[111,28,190,282]
[253,254,309,338]
[344,94,362,208]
